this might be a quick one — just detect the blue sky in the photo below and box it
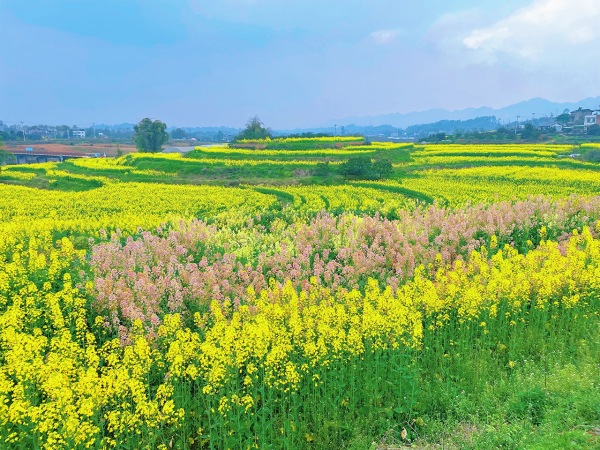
[1,0,599,128]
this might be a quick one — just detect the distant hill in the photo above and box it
[94,123,136,130]
[80,96,600,139]
[326,96,600,129]
[176,126,241,135]
[272,117,499,138]
[404,116,499,135]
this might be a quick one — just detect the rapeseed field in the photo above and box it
[0,140,599,449]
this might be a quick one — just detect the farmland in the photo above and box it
[1,139,599,449]
[4,142,138,158]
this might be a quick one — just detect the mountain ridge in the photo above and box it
[325,96,600,129]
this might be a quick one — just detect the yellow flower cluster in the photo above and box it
[252,184,417,214]
[69,157,175,178]
[0,169,38,181]
[0,181,279,254]
[0,239,185,448]
[581,143,600,150]
[1,213,599,447]
[1,140,599,447]
[364,165,600,206]
[129,152,326,166]
[237,136,364,143]
[150,227,600,412]
[195,146,377,157]
[419,143,576,155]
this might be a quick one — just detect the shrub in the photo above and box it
[339,156,392,180]
[584,149,600,162]
[234,116,271,142]
[314,161,332,177]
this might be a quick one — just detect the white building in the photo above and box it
[72,129,86,138]
[584,111,600,129]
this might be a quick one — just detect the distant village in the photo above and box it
[0,122,133,141]
[548,107,600,133]
[1,107,600,144]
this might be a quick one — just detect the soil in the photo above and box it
[6,142,137,157]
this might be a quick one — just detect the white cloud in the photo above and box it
[369,28,401,45]
[426,1,600,106]
[462,0,600,61]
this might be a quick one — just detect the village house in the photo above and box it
[562,107,600,133]
[537,116,563,133]
[584,111,600,128]
[569,107,593,125]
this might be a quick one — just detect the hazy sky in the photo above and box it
[1,0,599,128]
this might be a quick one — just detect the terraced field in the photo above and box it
[0,139,599,449]
[2,141,598,205]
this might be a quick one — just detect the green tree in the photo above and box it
[56,125,71,139]
[339,155,371,179]
[521,123,541,140]
[0,137,15,166]
[587,124,600,136]
[371,159,392,179]
[171,128,188,140]
[339,156,392,180]
[584,149,600,162]
[496,127,510,137]
[314,161,332,177]
[556,109,571,125]
[235,116,271,141]
[133,118,169,153]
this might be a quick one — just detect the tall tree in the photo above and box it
[171,128,188,140]
[0,137,15,165]
[235,116,271,141]
[133,118,169,153]
[556,112,571,125]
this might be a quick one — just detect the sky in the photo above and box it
[1,0,600,129]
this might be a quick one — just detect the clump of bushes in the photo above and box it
[339,155,392,180]
[234,116,271,142]
[314,161,332,177]
[583,149,600,162]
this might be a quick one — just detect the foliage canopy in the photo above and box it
[587,124,600,136]
[339,155,392,180]
[235,116,271,141]
[171,128,188,140]
[133,118,169,153]
[0,137,15,165]
[556,113,571,124]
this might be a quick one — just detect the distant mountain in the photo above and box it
[269,124,398,137]
[404,116,499,135]
[326,97,600,129]
[176,126,241,134]
[94,123,136,131]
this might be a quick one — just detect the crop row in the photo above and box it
[1,197,599,448]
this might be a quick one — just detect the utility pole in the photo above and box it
[532,112,536,123]
[334,124,337,136]
[93,122,96,138]
[20,121,25,142]
[515,116,520,134]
